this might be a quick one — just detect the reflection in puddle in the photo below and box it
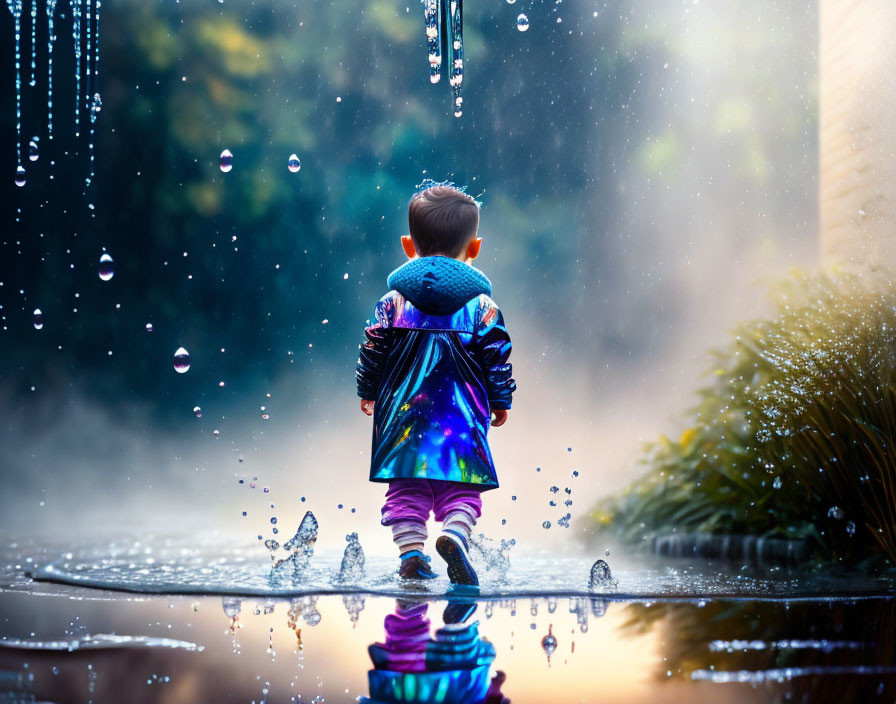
[1,585,895,702]
[362,599,507,703]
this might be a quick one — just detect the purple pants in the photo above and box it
[381,479,484,553]
[371,601,431,672]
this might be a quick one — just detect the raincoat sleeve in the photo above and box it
[471,296,516,410]
[356,293,395,400]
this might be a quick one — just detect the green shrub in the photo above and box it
[594,271,896,564]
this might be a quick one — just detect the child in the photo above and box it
[356,184,516,586]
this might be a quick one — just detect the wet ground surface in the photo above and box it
[2,535,896,703]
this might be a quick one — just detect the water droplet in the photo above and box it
[264,539,280,551]
[173,347,190,373]
[846,520,856,537]
[262,413,270,420]
[773,476,782,490]
[219,149,233,173]
[605,549,610,556]
[15,166,26,187]
[33,308,43,330]
[287,154,301,173]
[541,626,557,659]
[145,323,153,332]
[506,0,515,4]
[98,253,114,281]
[213,429,220,439]
[193,406,201,418]
[827,506,845,520]
[542,521,551,529]
[28,137,38,161]
[516,14,529,31]
[90,93,101,122]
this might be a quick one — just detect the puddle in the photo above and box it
[7,534,894,601]
[2,537,896,702]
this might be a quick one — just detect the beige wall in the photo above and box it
[820,0,896,276]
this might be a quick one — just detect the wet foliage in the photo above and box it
[595,272,896,565]
[619,598,896,699]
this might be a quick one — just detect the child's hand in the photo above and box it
[360,399,375,416]
[490,409,508,427]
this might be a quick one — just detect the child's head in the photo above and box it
[403,185,481,261]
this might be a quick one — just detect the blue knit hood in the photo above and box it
[386,256,492,315]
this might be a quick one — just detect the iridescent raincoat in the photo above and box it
[356,256,515,489]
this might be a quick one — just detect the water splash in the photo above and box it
[342,594,365,627]
[335,532,366,583]
[271,511,319,580]
[587,559,617,590]
[568,596,605,633]
[221,597,243,637]
[468,533,515,582]
[287,595,321,627]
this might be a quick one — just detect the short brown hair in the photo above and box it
[408,185,480,257]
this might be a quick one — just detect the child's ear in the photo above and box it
[466,237,482,262]
[401,235,418,259]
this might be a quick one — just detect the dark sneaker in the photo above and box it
[443,599,478,625]
[398,551,438,580]
[436,534,479,586]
